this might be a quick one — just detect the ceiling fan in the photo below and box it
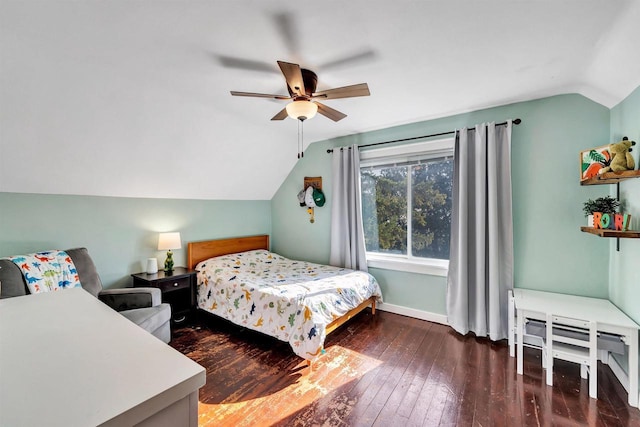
[230,60,370,122]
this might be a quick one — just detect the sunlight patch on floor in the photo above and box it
[197,345,382,426]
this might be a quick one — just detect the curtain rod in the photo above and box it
[326,118,521,153]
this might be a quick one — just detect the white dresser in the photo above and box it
[0,288,206,426]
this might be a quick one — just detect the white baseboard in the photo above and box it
[377,302,448,325]
[575,351,640,405]
[376,305,638,405]
[607,353,629,392]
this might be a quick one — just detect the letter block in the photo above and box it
[593,212,603,229]
[615,214,624,231]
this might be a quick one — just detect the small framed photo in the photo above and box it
[580,145,611,181]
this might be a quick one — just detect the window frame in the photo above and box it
[359,138,454,277]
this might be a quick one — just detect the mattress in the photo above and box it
[196,250,383,360]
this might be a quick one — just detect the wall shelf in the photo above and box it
[580,170,640,186]
[580,227,640,239]
[580,167,639,250]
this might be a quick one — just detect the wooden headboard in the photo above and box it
[187,235,270,270]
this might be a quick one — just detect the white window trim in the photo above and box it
[366,252,449,277]
[361,137,454,277]
[360,138,454,165]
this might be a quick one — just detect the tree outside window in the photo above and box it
[361,156,453,261]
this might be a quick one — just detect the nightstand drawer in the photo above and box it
[131,267,197,326]
[157,276,191,293]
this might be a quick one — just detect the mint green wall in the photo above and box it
[0,193,271,288]
[609,85,640,325]
[368,268,447,314]
[0,94,620,317]
[271,94,611,315]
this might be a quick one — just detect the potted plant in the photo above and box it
[583,196,620,227]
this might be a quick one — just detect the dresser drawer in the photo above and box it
[157,276,191,293]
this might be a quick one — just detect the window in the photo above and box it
[360,139,454,276]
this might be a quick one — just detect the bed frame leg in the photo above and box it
[371,299,376,315]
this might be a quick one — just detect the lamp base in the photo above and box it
[164,250,174,273]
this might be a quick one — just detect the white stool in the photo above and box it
[545,314,598,399]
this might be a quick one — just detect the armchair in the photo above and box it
[0,248,171,343]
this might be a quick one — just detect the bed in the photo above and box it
[187,235,382,362]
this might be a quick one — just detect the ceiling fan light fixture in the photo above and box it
[286,100,318,121]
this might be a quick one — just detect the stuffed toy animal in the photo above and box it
[599,137,636,174]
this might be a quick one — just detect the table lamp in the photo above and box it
[158,232,181,273]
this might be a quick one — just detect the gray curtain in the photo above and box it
[329,144,368,271]
[446,121,514,341]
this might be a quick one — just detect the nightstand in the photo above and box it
[131,267,196,324]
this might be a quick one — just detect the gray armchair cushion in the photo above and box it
[0,259,28,298]
[99,287,162,311]
[66,248,103,297]
[0,247,102,298]
[120,304,171,338]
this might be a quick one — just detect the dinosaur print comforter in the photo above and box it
[196,250,382,361]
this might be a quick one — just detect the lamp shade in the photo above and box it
[158,232,182,251]
[286,100,318,121]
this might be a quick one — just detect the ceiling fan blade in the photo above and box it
[272,12,300,58]
[277,61,305,96]
[217,55,278,74]
[316,102,347,122]
[230,91,290,100]
[318,49,376,71]
[271,108,289,121]
[313,83,370,100]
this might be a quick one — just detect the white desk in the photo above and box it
[0,288,206,426]
[513,288,639,408]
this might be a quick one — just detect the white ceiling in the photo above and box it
[1,1,639,200]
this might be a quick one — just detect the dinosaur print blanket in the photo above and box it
[196,250,383,361]
[7,250,81,294]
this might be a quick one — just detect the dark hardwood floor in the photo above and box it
[170,310,640,426]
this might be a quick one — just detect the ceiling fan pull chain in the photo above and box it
[297,119,301,159]
[301,120,304,158]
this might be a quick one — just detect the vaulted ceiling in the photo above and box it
[1,1,639,200]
